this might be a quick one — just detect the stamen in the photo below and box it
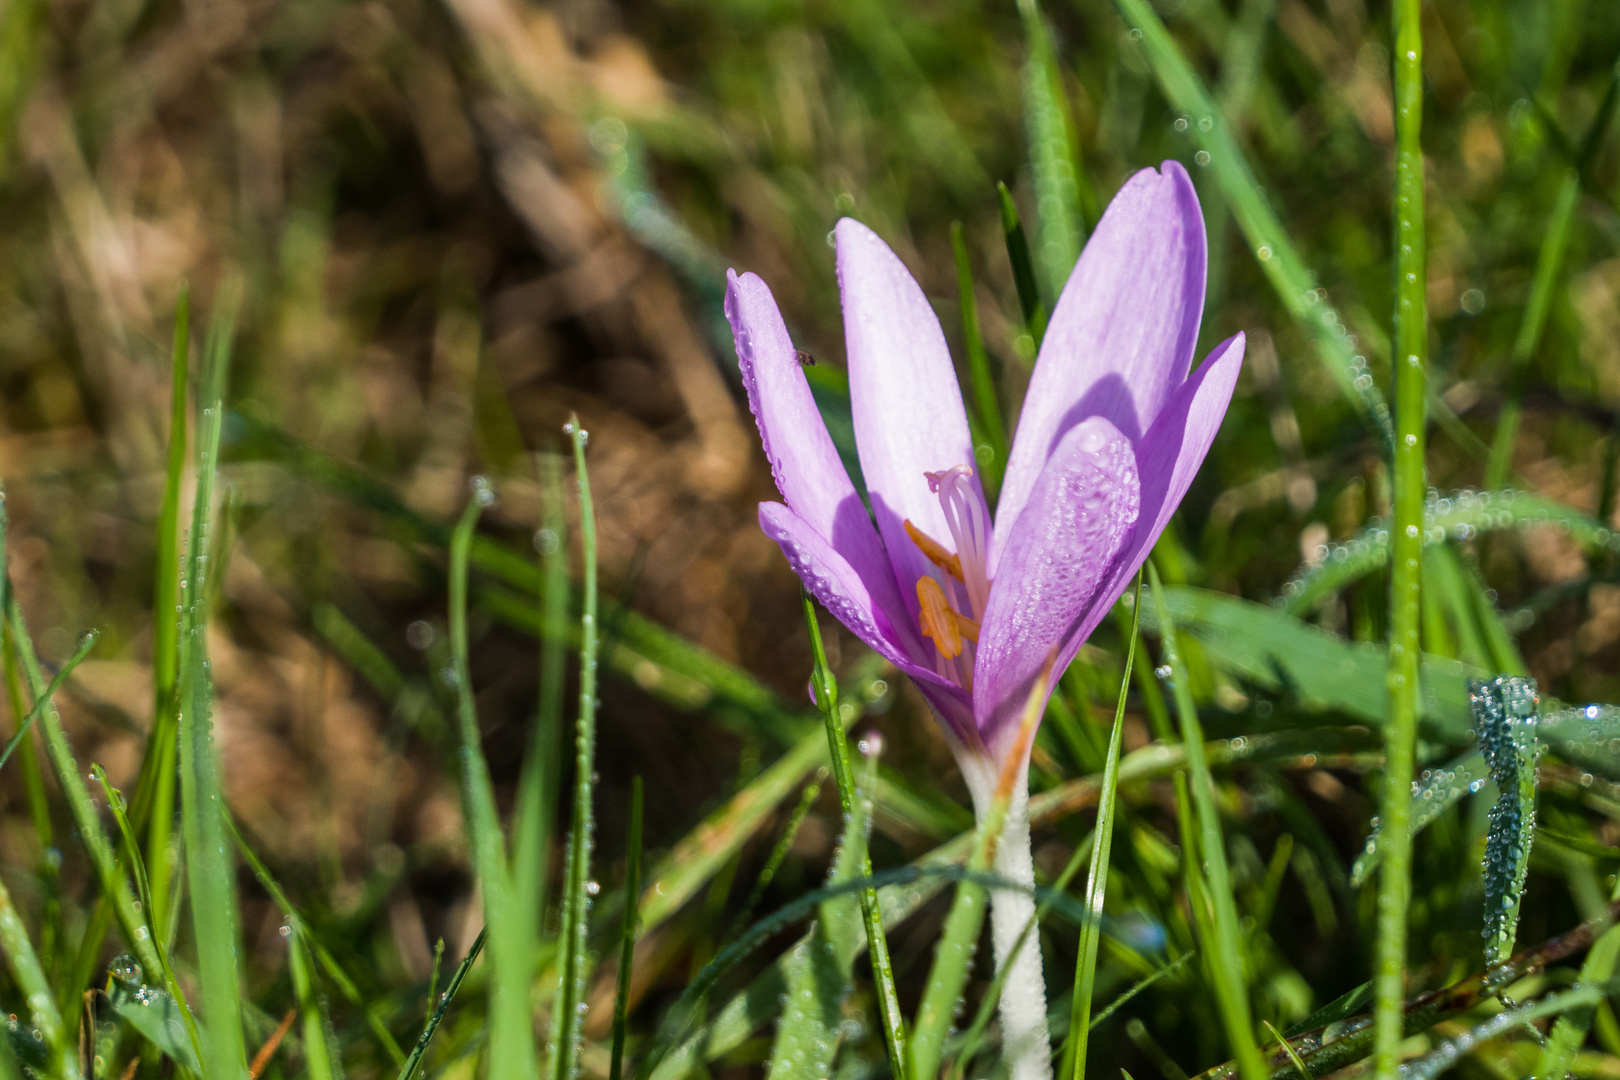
[915,576,962,659]
[904,520,964,581]
[954,613,980,642]
[925,466,993,620]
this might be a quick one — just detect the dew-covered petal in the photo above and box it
[994,163,1206,566]
[759,502,965,711]
[972,417,1140,755]
[727,269,911,631]
[1057,333,1246,679]
[836,218,985,628]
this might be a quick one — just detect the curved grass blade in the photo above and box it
[1403,979,1620,1080]
[1349,751,1488,888]
[0,628,96,774]
[397,928,487,1080]
[1535,873,1620,1078]
[1061,575,1144,1080]
[1280,490,1620,616]
[552,417,600,1080]
[803,593,905,1078]
[288,936,336,1080]
[448,487,532,1080]
[1147,566,1266,1080]
[1112,0,1392,449]
[1474,677,1542,965]
[609,777,644,1080]
[734,774,823,935]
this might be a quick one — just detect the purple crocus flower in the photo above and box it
[728,161,1241,1080]
[726,161,1244,780]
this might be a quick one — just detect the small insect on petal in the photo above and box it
[916,576,962,658]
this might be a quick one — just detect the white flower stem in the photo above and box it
[965,762,1054,1080]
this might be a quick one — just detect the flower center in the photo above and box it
[903,465,992,686]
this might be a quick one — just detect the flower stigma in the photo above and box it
[904,465,992,690]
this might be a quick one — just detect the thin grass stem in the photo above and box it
[1374,6,1427,1076]
[610,777,644,1080]
[803,592,907,1077]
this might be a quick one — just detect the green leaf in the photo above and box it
[1016,0,1091,299]
[107,981,201,1073]
[1349,751,1488,888]
[1474,677,1542,965]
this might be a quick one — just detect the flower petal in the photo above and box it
[836,218,985,627]
[1055,332,1247,684]
[759,501,973,734]
[995,162,1207,565]
[972,416,1140,754]
[727,269,910,630]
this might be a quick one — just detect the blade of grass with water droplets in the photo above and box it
[448,491,532,1080]
[804,593,906,1078]
[1475,677,1541,965]
[397,928,486,1080]
[0,870,78,1080]
[1349,751,1488,888]
[1536,873,1620,1078]
[1112,0,1392,450]
[553,418,599,1080]
[89,765,202,1066]
[1061,573,1143,1080]
[288,932,337,1080]
[1147,565,1266,1080]
[1373,9,1427,1073]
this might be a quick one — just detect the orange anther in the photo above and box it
[904,520,964,581]
[916,576,963,658]
[955,613,980,642]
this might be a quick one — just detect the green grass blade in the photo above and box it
[1112,0,1393,450]
[552,417,600,1080]
[1475,678,1541,965]
[734,774,823,934]
[225,812,406,1064]
[1,547,163,985]
[1485,168,1579,490]
[803,594,906,1077]
[998,182,1048,349]
[1147,565,1266,1080]
[610,777,644,1080]
[145,284,190,935]
[0,628,95,774]
[1536,875,1620,1078]
[952,221,1008,496]
[1017,0,1091,298]
[397,928,487,1080]
[289,934,337,1080]
[1061,575,1143,1080]
[1373,7,1427,1076]
[89,765,203,1065]
[0,872,79,1080]
[448,488,532,1080]
[178,289,248,1079]
[516,451,569,948]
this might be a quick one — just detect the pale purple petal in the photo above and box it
[836,218,985,627]
[995,163,1207,567]
[972,417,1140,754]
[1054,332,1247,678]
[759,501,948,692]
[726,269,912,635]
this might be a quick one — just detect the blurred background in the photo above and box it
[4,0,1620,1075]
